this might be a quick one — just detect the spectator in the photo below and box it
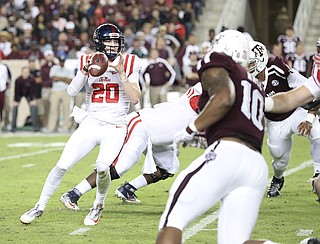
[182,51,200,88]
[200,40,211,58]
[0,31,12,58]
[166,22,183,54]
[93,8,106,27]
[20,22,34,51]
[65,21,79,51]
[33,13,47,43]
[11,66,40,132]
[55,32,69,58]
[180,33,200,67]
[6,43,26,59]
[123,26,136,51]
[126,5,145,33]
[141,22,157,52]
[40,49,55,130]
[181,2,195,39]
[4,15,20,37]
[126,37,148,59]
[206,28,215,43]
[27,41,45,61]
[48,55,73,133]
[0,6,9,31]
[141,48,176,106]
[41,21,60,45]
[270,43,285,60]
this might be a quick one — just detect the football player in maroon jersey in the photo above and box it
[156,30,274,244]
[249,41,320,198]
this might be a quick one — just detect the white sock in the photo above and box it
[130,175,148,191]
[95,170,110,206]
[75,179,92,195]
[37,166,66,211]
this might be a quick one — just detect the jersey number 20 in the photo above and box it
[91,83,119,103]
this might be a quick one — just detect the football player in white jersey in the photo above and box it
[20,23,142,226]
[59,82,202,208]
[249,41,320,198]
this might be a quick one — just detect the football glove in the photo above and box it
[174,123,198,148]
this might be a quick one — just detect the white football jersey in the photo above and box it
[78,53,142,123]
[139,82,202,145]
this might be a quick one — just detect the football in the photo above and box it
[88,52,108,77]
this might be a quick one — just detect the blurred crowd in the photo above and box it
[0,0,208,133]
[0,0,204,60]
[0,0,318,134]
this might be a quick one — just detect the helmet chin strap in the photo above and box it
[263,68,268,82]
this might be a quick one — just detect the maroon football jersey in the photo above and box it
[198,52,265,152]
[264,56,295,121]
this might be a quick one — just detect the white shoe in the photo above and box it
[60,192,80,211]
[20,205,43,224]
[83,203,104,226]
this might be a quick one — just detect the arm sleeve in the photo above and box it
[303,76,320,99]
[67,70,87,97]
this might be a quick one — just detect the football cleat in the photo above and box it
[84,202,104,226]
[60,190,80,211]
[267,176,284,198]
[115,183,141,203]
[20,205,43,224]
[308,173,320,194]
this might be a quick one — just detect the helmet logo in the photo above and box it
[251,44,265,59]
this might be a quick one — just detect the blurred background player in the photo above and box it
[264,37,320,113]
[0,54,11,131]
[20,23,142,226]
[248,40,320,198]
[11,66,40,132]
[47,54,74,133]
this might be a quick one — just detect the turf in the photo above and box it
[0,133,318,243]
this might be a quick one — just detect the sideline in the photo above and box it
[182,160,313,243]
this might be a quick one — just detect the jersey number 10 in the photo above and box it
[241,80,264,131]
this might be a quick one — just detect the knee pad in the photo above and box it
[96,161,109,172]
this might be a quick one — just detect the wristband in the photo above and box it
[188,121,199,133]
[306,113,316,124]
[264,97,274,112]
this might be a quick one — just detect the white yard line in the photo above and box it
[0,148,62,162]
[69,227,91,235]
[182,160,313,243]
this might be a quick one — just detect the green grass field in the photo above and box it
[0,133,318,243]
